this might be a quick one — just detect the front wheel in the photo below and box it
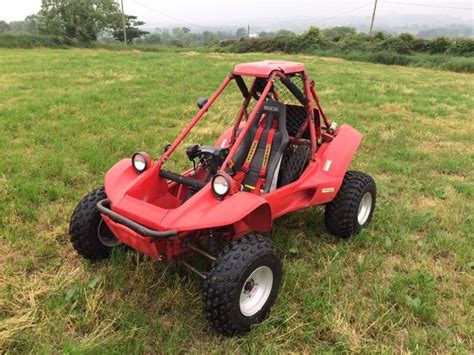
[69,187,121,260]
[325,171,376,238]
[203,233,282,336]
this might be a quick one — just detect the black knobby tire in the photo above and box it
[69,187,115,260]
[325,171,376,238]
[203,233,282,336]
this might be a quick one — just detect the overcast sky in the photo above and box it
[1,0,472,27]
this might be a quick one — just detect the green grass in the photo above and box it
[0,48,473,353]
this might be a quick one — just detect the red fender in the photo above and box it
[103,159,140,202]
[308,124,362,204]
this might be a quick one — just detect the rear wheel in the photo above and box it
[203,233,282,336]
[69,187,121,260]
[325,171,376,238]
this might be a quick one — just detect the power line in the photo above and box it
[317,3,374,23]
[129,0,219,29]
[384,2,472,11]
[125,0,471,34]
[131,1,374,28]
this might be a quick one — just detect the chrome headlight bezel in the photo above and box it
[131,152,151,174]
[211,173,231,198]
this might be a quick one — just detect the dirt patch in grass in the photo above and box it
[184,51,200,57]
[417,140,473,154]
[315,56,344,63]
[319,87,337,95]
[380,103,411,115]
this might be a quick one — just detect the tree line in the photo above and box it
[1,0,472,72]
[0,0,148,44]
[216,27,473,73]
[1,0,472,55]
[219,27,474,57]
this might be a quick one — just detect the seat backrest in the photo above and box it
[233,100,289,193]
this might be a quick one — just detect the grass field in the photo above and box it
[0,48,473,353]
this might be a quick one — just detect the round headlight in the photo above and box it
[132,152,151,173]
[212,173,231,198]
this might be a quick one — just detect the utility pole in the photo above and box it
[369,0,378,35]
[121,0,127,44]
[247,24,250,38]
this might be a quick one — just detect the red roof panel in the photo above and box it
[233,60,305,77]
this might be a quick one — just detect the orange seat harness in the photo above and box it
[234,114,278,194]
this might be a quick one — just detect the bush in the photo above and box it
[366,51,411,66]
[439,57,474,72]
[338,34,371,51]
[449,37,474,56]
[0,33,66,48]
[427,36,451,54]
[412,38,429,52]
[298,27,326,51]
[322,26,356,42]
[218,35,474,73]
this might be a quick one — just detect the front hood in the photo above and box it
[160,186,271,232]
[104,159,271,232]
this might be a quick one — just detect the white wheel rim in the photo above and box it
[239,266,273,317]
[97,219,121,247]
[358,192,373,225]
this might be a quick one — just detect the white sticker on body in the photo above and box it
[323,160,332,172]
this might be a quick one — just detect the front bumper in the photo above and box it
[97,199,177,239]
[97,199,179,260]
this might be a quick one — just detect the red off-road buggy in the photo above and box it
[69,61,376,336]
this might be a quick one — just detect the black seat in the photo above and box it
[232,100,289,193]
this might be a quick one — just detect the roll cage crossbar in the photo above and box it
[234,73,308,106]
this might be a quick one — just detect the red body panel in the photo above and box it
[307,125,362,204]
[103,215,163,259]
[99,61,362,262]
[105,168,272,234]
[102,125,360,259]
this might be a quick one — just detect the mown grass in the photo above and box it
[0,48,473,353]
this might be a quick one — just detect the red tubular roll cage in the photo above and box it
[157,67,331,174]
